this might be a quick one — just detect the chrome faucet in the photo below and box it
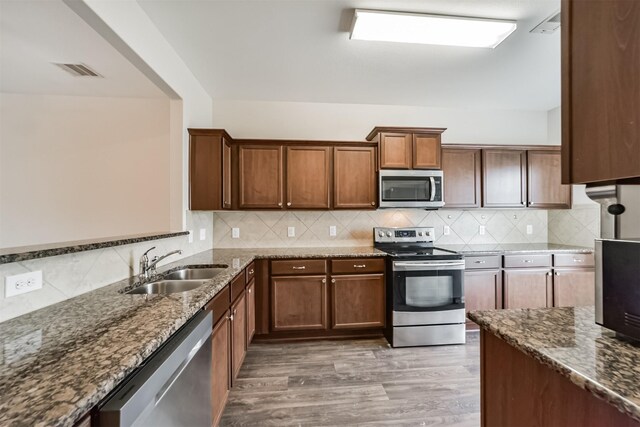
[139,247,182,282]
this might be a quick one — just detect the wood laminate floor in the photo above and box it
[220,333,480,426]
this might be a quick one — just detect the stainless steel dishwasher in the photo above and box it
[99,310,212,426]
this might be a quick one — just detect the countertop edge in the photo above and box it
[469,313,640,423]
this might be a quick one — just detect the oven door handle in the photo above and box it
[393,261,465,271]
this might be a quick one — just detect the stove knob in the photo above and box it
[426,231,431,236]
[378,231,385,237]
[386,232,392,237]
[418,231,423,236]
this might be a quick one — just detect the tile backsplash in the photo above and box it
[0,211,214,322]
[212,209,549,248]
[548,204,600,248]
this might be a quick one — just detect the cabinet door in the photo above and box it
[331,274,385,329]
[465,270,502,327]
[412,134,441,169]
[441,148,481,208]
[231,292,246,382]
[379,133,412,169]
[222,139,232,209]
[333,146,377,209]
[211,313,230,427]
[562,0,640,184]
[271,275,328,331]
[503,268,552,309]
[553,268,595,307]
[482,149,527,208]
[238,145,283,209]
[527,150,571,209]
[189,134,223,210]
[286,146,331,209]
[246,279,256,344]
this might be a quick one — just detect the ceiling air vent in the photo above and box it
[54,63,102,77]
[530,11,561,34]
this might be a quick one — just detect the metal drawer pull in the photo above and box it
[331,279,336,283]
[522,260,533,263]
[573,258,584,263]
[292,266,306,270]
[474,260,486,264]
[353,264,367,268]
[249,269,254,275]
[322,278,326,284]
[554,272,559,276]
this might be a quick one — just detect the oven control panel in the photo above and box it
[374,227,435,244]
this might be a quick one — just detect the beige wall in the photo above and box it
[0,93,172,247]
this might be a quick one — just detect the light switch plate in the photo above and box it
[329,226,337,237]
[526,224,533,235]
[232,227,240,239]
[199,228,206,241]
[443,226,451,235]
[5,271,42,297]
[479,225,486,235]
[287,226,295,237]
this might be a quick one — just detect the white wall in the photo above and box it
[0,93,171,247]
[213,99,549,145]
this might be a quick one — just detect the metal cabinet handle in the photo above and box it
[322,278,326,284]
[331,279,336,284]
[287,202,292,206]
[523,260,533,263]
[546,271,552,276]
[224,201,230,205]
[233,309,237,315]
[353,264,366,268]
[573,258,584,263]
[554,272,559,276]
[278,202,283,207]
[248,288,252,294]
[292,266,306,270]
[228,314,234,321]
[370,201,375,206]
[474,260,486,264]
[249,269,254,275]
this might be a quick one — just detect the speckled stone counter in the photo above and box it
[469,306,640,422]
[439,243,593,255]
[0,246,384,427]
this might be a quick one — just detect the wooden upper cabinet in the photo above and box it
[367,127,446,170]
[482,149,527,208]
[527,150,572,209]
[562,0,640,184]
[441,148,481,208]
[379,133,412,169]
[188,129,233,210]
[333,146,377,209]
[413,134,441,169]
[238,145,283,209]
[285,146,331,209]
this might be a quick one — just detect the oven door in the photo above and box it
[379,170,444,208]
[392,259,465,326]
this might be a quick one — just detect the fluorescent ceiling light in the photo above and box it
[350,9,517,49]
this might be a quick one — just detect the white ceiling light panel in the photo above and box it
[350,9,517,49]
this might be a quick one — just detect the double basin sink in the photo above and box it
[125,266,228,295]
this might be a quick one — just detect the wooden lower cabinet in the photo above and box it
[552,268,596,307]
[331,274,385,329]
[231,292,247,382]
[246,279,256,344]
[211,312,230,427]
[464,270,502,328]
[503,268,552,309]
[271,275,328,331]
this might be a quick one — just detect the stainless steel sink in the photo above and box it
[126,280,207,295]
[163,266,227,281]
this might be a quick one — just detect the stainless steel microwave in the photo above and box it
[595,238,640,341]
[378,170,444,209]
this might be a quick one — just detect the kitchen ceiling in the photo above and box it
[0,0,166,98]
[137,0,561,110]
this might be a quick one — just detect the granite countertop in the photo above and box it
[439,243,593,255]
[0,246,384,427]
[469,307,640,422]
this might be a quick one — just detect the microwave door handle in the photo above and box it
[429,177,436,201]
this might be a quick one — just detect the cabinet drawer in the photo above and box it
[231,271,246,302]
[503,254,551,268]
[465,255,501,270]
[553,253,594,268]
[246,261,256,284]
[331,258,385,274]
[271,259,327,275]
[206,285,231,325]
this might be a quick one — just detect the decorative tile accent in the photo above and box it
[548,205,600,248]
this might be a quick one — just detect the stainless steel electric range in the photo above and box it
[374,227,466,347]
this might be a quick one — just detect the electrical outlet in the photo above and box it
[479,225,486,235]
[187,229,193,243]
[5,271,42,297]
[329,225,337,237]
[287,226,295,238]
[232,227,240,239]
[199,228,206,241]
[443,226,451,235]
[526,224,533,235]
